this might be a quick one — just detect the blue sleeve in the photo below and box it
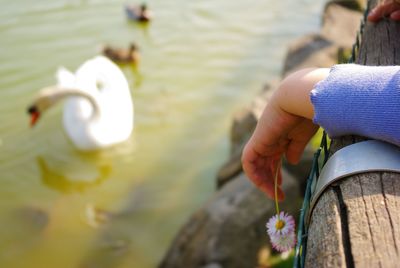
[310,64,400,146]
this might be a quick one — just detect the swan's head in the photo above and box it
[27,87,58,127]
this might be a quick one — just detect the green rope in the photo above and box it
[293,132,327,267]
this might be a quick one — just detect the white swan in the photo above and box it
[28,56,134,151]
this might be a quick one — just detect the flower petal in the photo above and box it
[266,211,295,236]
[270,231,296,253]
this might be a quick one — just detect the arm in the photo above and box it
[241,68,330,200]
[244,64,400,200]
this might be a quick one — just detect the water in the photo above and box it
[0,0,325,267]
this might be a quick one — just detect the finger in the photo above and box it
[241,156,255,181]
[286,139,308,164]
[266,158,285,200]
[390,9,400,20]
[248,157,285,201]
[272,186,285,201]
[268,155,282,183]
[242,143,286,200]
[368,2,396,22]
[259,179,285,201]
[368,6,383,22]
[274,158,283,186]
[244,160,275,196]
[277,168,283,186]
[278,187,285,201]
[241,143,258,180]
[285,122,318,164]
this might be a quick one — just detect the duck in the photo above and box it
[125,3,153,22]
[102,43,140,64]
[27,56,134,151]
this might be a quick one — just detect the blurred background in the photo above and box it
[0,0,325,267]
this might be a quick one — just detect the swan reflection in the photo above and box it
[37,156,112,193]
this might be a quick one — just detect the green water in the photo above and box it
[0,0,325,267]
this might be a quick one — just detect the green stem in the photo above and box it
[274,158,282,219]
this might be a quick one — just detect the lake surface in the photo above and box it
[0,0,325,267]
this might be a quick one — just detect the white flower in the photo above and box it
[270,231,296,253]
[266,211,296,253]
[266,211,295,236]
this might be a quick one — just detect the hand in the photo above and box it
[241,99,318,201]
[368,0,400,22]
[242,68,327,201]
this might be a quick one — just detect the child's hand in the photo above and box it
[368,0,400,22]
[241,68,328,200]
[241,99,318,201]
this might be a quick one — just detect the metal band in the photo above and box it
[307,140,400,225]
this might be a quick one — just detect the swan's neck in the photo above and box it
[45,86,101,119]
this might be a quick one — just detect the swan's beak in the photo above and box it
[27,105,40,127]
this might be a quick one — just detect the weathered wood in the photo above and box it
[305,0,400,267]
[306,189,346,267]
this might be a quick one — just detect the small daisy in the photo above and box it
[270,231,296,253]
[266,158,296,253]
[266,211,295,236]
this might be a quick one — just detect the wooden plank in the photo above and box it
[305,189,345,267]
[306,0,400,266]
[340,173,400,266]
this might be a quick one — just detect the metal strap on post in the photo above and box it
[306,140,400,226]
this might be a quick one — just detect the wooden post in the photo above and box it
[305,1,400,267]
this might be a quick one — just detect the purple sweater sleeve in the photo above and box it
[310,64,400,146]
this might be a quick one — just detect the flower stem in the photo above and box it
[274,158,282,218]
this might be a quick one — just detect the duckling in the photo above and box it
[102,43,140,64]
[125,3,153,22]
